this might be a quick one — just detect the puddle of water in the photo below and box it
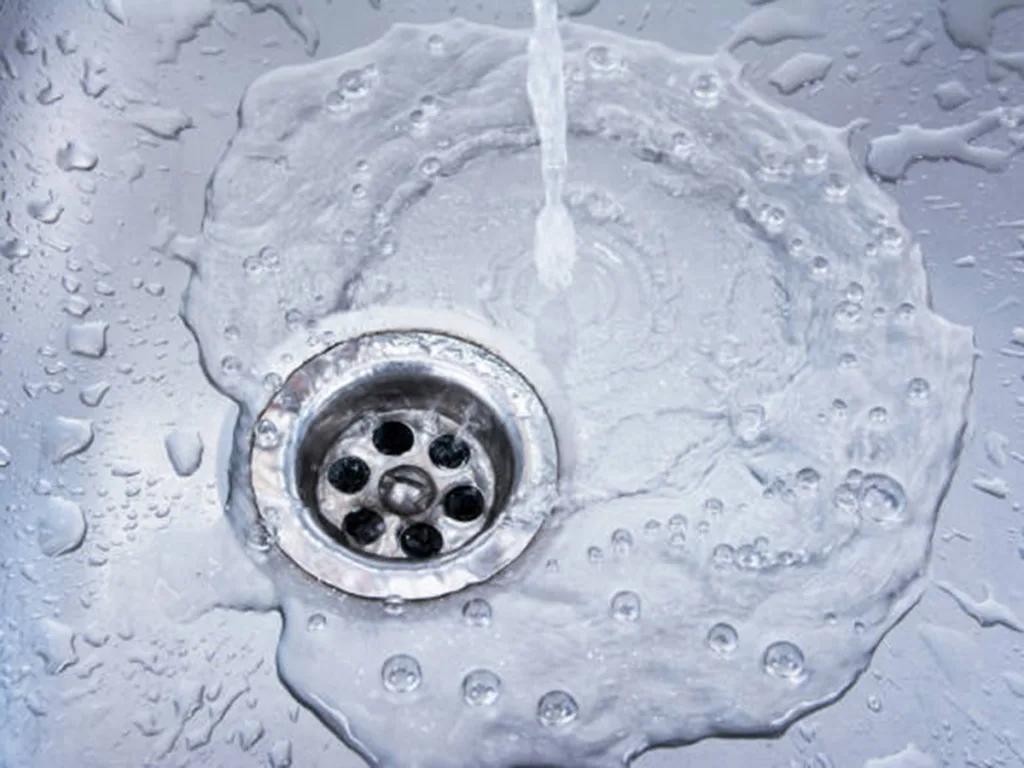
[177,15,974,768]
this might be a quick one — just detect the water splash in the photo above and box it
[179,18,974,768]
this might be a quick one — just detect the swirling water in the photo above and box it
[180,17,973,768]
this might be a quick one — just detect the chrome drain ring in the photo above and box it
[249,330,559,600]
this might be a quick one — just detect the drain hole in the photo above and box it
[444,485,486,522]
[429,434,471,469]
[327,456,371,494]
[342,508,386,546]
[373,421,415,456]
[399,522,444,559]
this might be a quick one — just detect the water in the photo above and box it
[527,0,578,291]
[166,13,980,765]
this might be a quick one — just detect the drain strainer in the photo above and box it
[249,330,559,600]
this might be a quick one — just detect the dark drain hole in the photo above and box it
[373,421,415,456]
[399,522,444,558]
[327,456,371,493]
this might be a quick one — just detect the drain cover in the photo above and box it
[249,330,558,600]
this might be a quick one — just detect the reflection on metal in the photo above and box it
[249,330,558,600]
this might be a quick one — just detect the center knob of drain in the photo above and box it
[378,465,437,517]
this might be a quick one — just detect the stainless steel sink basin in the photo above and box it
[1,0,1022,766]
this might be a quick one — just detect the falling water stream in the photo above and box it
[175,9,975,768]
[528,0,577,291]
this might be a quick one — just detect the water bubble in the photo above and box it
[802,142,827,173]
[690,71,722,106]
[610,590,641,622]
[711,543,735,569]
[796,467,820,490]
[426,34,445,55]
[763,641,806,681]
[585,45,616,72]
[462,598,492,627]
[537,690,579,727]
[839,352,858,369]
[307,613,327,631]
[559,0,600,17]
[419,157,441,178]
[845,282,864,303]
[338,68,372,99]
[221,355,242,376]
[811,256,829,278]
[833,301,862,328]
[704,497,724,517]
[707,623,739,657]
[383,596,406,616]
[587,546,604,563]
[859,474,906,525]
[381,654,422,693]
[611,528,633,555]
[907,377,930,402]
[668,531,687,552]
[668,514,687,531]
[254,419,281,450]
[643,519,661,535]
[824,173,849,202]
[672,130,696,160]
[462,669,501,707]
[880,226,904,253]
[868,406,888,424]
[867,695,882,712]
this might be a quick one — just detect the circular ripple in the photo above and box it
[189,18,974,768]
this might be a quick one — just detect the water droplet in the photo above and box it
[585,45,616,71]
[559,0,600,17]
[796,467,820,490]
[47,416,94,463]
[690,71,722,106]
[221,355,242,376]
[426,33,445,55]
[307,613,327,631]
[907,377,930,402]
[37,496,87,557]
[79,381,110,407]
[707,623,739,656]
[28,195,64,224]
[419,157,441,178]
[254,419,281,450]
[610,590,641,622]
[338,68,372,99]
[711,543,735,569]
[462,669,501,706]
[537,690,579,727]
[611,528,633,555]
[383,595,405,616]
[859,474,906,525]
[867,695,882,712]
[824,173,849,202]
[66,321,108,358]
[763,641,806,681]
[462,598,492,627]
[57,141,98,172]
[165,430,204,477]
[381,654,421,693]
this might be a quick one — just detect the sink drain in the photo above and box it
[249,330,558,600]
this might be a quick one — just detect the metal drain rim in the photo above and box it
[249,327,559,600]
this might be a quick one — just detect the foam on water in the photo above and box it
[181,19,974,768]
